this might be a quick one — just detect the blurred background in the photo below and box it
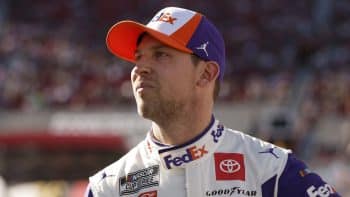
[0,0,349,196]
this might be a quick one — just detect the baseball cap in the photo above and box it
[106,7,226,80]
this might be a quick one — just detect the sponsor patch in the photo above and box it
[258,147,279,158]
[119,165,159,196]
[307,183,336,197]
[206,187,257,196]
[163,145,208,169]
[214,153,245,181]
[139,190,157,197]
[211,124,224,143]
[152,12,177,24]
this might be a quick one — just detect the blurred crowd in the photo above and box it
[0,0,350,195]
[0,22,133,111]
[0,0,349,113]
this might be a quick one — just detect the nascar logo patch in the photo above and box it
[119,165,159,196]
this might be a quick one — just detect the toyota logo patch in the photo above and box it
[219,159,241,174]
[214,153,245,180]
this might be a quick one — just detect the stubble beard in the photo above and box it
[136,91,186,127]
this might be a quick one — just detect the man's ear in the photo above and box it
[197,61,219,87]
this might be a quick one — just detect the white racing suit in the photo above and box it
[86,117,341,197]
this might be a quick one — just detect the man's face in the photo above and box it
[131,35,198,121]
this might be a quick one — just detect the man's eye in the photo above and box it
[154,51,169,59]
[134,53,142,61]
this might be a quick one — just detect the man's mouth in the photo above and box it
[135,81,156,93]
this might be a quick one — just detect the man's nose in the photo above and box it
[133,54,153,76]
[133,63,152,76]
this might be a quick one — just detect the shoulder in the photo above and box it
[277,154,340,196]
[88,141,146,196]
[220,127,291,181]
[222,128,291,158]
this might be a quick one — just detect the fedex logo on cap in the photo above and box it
[163,145,208,169]
[151,12,177,24]
[148,7,196,35]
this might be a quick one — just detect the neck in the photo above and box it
[151,102,213,145]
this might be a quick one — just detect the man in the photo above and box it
[85,7,340,197]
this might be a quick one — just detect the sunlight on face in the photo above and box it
[131,35,198,122]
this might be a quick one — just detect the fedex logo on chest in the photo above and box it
[163,145,208,169]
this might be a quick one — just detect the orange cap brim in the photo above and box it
[106,21,193,63]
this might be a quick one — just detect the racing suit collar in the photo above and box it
[145,115,225,170]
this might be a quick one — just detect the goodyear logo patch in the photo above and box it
[119,165,159,196]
